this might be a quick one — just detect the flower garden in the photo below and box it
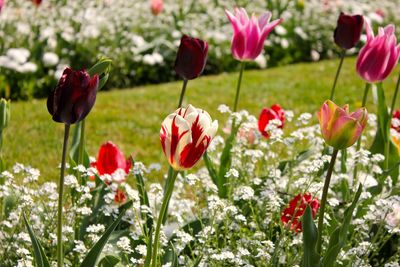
[1,1,400,267]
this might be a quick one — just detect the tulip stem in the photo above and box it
[178,79,188,108]
[317,148,338,254]
[385,72,400,170]
[57,124,70,267]
[151,168,178,267]
[233,62,246,112]
[352,83,370,182]
[329,50,345,101]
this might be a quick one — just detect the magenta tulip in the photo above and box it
[318,100,368,150]
[334,12,364,50]
[356,21,400,83]
[225,7,282,61]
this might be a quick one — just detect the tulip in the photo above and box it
[281,193,320,232]
[391,110,400,152]
[174,35,208,81]
[92,141,131,177]
[258,104,285,138]
[356,22,400,83]
[0,0,4,13]
[150,0,163,16]
[114,188,127,204]
[160,104,218,170]
[318,100,368,150]
[225,7,282,61]
[32,0,42,6]
[334,12,364,50]
[47,67,99,125]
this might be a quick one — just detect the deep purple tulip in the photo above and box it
[174,35,208,80]
[334,12,364,50]
[47,67,99,124]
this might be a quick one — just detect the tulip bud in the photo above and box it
[318,100,368,150]
[0,98,10,131]
[174,35,208,80]
[356,22,400,83]
[225,7,282,61]
[160,104,218,170]
[47,67,99,124]
[281,193,320,232]
[258,104,285,138]
[334,12,364,50]
[150,0,163,16]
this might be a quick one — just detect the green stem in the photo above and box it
[385,72,400,170]
[329,50,345,101]
[177,79,188,108]
[352,83,370,182]
[150,168,178,267]
[57,124,70,267]
[233,62,245,112]
[317,148,339,254]
[77,120,85,170]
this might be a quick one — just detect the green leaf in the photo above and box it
[87,58,112,77]
[98,73,110,91]
[216,122,240,198]
[131,158,154,267]
[23,213,50,267]
[98,255,120,267]
[370,84,400,184]
[80,200,133,267]
[322,184,362,267]
[69,122,90,168]
[203,152,218,186]
[301,205,320,267]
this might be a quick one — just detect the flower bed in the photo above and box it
[0,0,400,99]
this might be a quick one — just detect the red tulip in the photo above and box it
[281,193,320,232]
[47,67,99,124]
[334,12,364,50]
[92,141,131,177]
[114,188,127,204]
[258,104,285,138]
[174,35,208,80]
[391,110,400,133]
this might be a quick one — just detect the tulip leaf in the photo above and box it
[98,73,110,91]
[69,121,90,168]
[301,205,320,267]
[203,152,218,186]
[322,184,362,267]
[87,58,112,77]
[80,200,133,267]
[98,255,120,267]
[217,122,240,198]
[370,85,399,184]
[23,213,51,267]
[131,159,154,266]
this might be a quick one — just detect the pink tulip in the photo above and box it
[150,0,163,16]
[356,21,400,83]
[318,100,368,150]
[225,7,282,61]
[160,105,218,170]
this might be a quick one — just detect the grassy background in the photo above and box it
[3,57,400,182]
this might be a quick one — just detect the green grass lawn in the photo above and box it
[4,57,400,182]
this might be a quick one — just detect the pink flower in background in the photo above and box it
[225,7,282,61]
[150,0,163,16]
[0,0,5,13]
[356,21,400,83]
[160,105,218,170]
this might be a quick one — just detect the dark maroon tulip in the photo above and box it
[334,12,364,50]
[174,35,208,80]
[47,67,99,124]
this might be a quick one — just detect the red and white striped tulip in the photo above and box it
[160,105,218,170]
